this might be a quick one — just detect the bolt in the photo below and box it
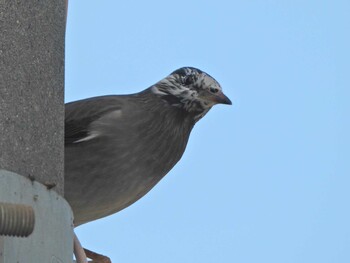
[0,202,35,237]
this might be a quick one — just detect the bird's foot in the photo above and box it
[74,231,88,263]
[84,248,112,263]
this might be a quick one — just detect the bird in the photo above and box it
[65,67,231,261]
[65,67,231,225]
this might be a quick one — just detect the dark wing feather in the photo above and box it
[65,96,123,145]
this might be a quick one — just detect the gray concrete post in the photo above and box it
[0,0,65,194]
[0,1,73,261]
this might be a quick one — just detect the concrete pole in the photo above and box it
[0,0,65,194]
[0,1,73,262]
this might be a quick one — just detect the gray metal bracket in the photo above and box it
[0,170,73,263]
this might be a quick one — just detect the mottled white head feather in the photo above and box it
[151,67,231,121]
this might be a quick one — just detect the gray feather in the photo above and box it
[65,91,194,225]
[64,67,230,226]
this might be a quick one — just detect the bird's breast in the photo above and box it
[65,111,193,225]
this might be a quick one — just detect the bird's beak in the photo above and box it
[199,89,232,106]
[214,91,232,105]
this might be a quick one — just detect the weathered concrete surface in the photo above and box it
[0,0,66,194]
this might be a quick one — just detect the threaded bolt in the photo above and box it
[0,202,35,237]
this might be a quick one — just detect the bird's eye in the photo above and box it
[210,87,219,94]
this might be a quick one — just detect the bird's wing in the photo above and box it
[65,96,123,145]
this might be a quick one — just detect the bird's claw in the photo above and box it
[84,248,112,263]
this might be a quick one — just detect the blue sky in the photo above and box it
[66,1,349,262]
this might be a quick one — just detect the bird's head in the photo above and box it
[151,67,231,121]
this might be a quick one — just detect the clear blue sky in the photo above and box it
[65,1,349,262]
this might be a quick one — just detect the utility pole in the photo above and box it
[0,1,73,262]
